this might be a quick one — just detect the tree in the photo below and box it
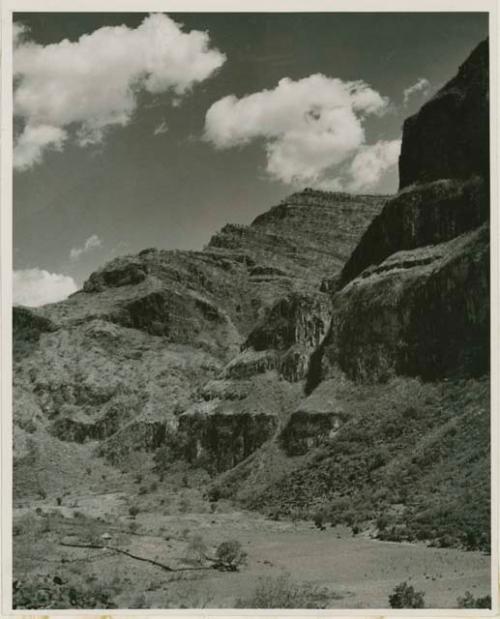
[388,582,425,609]
[457,591,491,609]
[214,540,247,571]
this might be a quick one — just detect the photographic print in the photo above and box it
[3,2,496,611]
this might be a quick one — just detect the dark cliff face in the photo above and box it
[340,177,488,288]
[312,38,491,387]
[399,39,489,189]
[255,39,491,535]
[322,225,489,384]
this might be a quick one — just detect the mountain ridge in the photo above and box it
[13,38,490,556]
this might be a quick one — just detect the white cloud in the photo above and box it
[70,234,102,260]
[13,124,67,171]
[204,74,397,190]
[13,269,78,307]
[346,139,401,191]
[403,78,431,105]
[13,22,28,46]
[13,13,226,170]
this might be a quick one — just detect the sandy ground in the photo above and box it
[13,482,491,609]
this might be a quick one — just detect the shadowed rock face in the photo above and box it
[399,39,489,189]
[321,225,489,384]
[251,39,490,537]
[176,411,279,473]
[340,177,488,287]
[311,38,490,388]
[13,306,57,360]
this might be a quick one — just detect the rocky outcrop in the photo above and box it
[340,177,488,287]
[313,38,490,387]
[280,411,345,456]
[175,411,278,473]
[209,190,387,282]
[244,292,331,354]
[321,225,489,384]
[242,291,332,382]
[399,39,489,189]
[13,306,57,360]
[270,37,490,498]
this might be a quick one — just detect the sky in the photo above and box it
[12,12,488,306]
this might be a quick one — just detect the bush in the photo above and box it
[388,582,425,608]
[178,496,190,513]
[457,591,491,609]
[13,575,116,609]
[207,486,222,502]
[129,521,139,533]
[214,540,247,571]
[128,505,140,518]
[235,574,332,608]
[313,512,326,530]
[185,534,208,565]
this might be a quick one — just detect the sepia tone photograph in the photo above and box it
[3,3,496,611]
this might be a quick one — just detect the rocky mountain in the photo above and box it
[217,38,489,550]
[399,39,489,188]
[13,190,385,485]
[13,39,490,552]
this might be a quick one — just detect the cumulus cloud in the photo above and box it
[204,74,398,190]
[13,269,78,307]
[13,13,226,170]
[403,77,431,105]
[346,139,401,191]
[70,234,102,260]
[13,124,67,171]
[13,21,28,46]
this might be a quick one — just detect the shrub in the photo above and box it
[457,591,491,609]
[235,574,332,608]
[388,582,425,608]
[131,592,147,608]
[376,514,389,531]
[214,540,247,571]
[13,575,116,609]
[186,534,208,565]
[128,505,140,518]
[178,496,190,513]
[313,512,326,530]
[207,486,222,502]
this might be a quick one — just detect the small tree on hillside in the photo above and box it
[214,540,247,571]
[388,582,425,608]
